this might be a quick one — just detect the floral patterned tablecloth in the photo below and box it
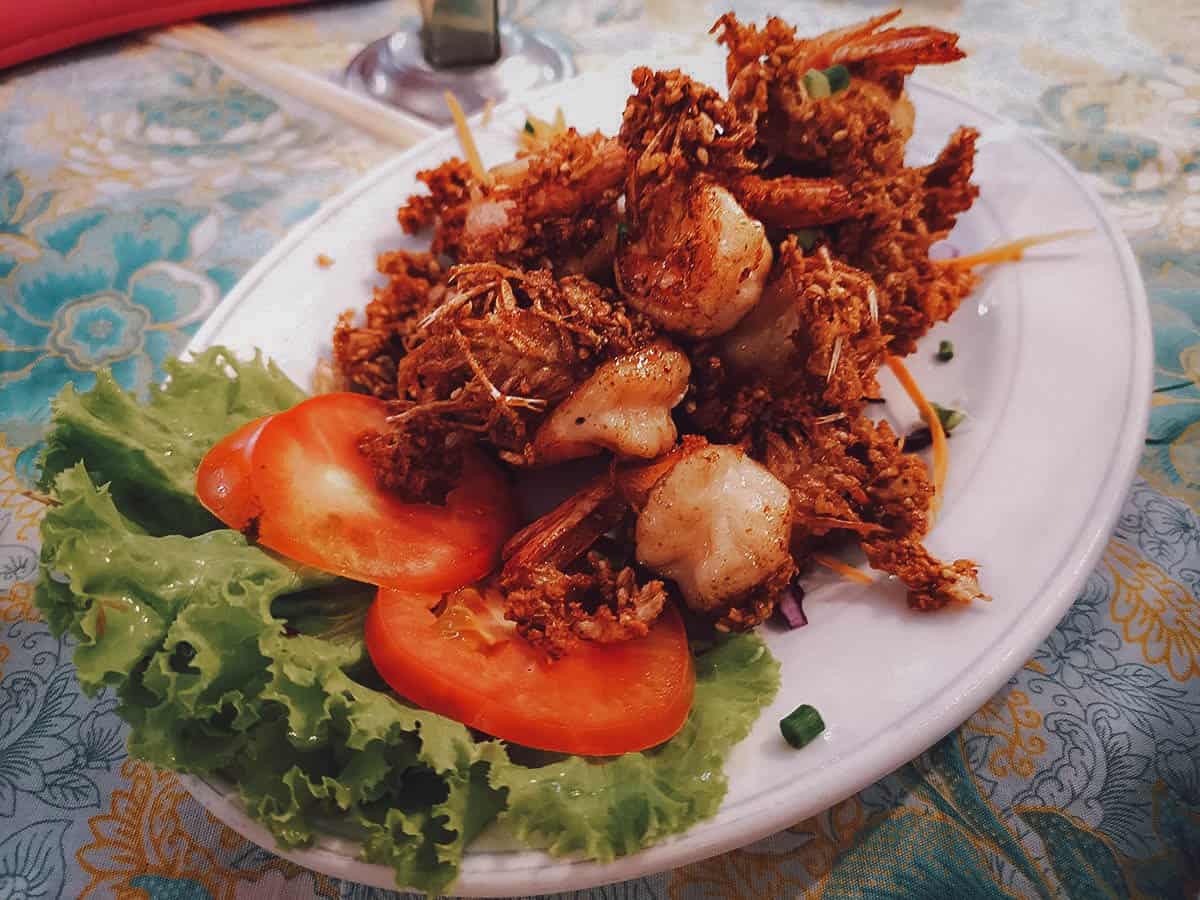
[1,1,1198,897]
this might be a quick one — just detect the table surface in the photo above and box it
[1,1,1198,898]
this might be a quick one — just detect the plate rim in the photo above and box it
[181,72,1153,896]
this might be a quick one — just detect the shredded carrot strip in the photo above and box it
[812,553,874,585]
[517,109,568,150]
[444,91,490,185]
[519,114,551,150]
[481,98,495,126]
[526,112,553,134]
[941,229,1090,269]
[886,356,947,514]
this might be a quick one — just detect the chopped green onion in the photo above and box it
[823,64,850,94]
[794,228,820,251]
[780,704,825,749]
[931,402,966,433]
[936,340,955,362]
[523,120,535,135]
[616,221,629,241]
[802,69,832,100]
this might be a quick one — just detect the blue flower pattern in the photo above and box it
[138,82,278,148]
[0,819,68,900]
[0,626,122,818]
[0,201,217,429]
[0,2,1198,898]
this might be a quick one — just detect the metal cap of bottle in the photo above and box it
[420,0,500,68]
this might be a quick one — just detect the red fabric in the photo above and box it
[0,0,312,71]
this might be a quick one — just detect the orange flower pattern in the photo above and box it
[78,761,340,900]
[0,436,42,626]
[1107,539,1200,681]
[965,690,1047,779]
[0,436,46,545]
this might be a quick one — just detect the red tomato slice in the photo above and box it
[197,392,516,592]
[366,587,695,755]
[254,392,516,591]
[195,414,273,530]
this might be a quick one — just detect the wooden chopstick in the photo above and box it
[150,22,435,147]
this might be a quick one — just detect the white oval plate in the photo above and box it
[182,52,1151,896]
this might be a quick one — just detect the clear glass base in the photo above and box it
[344,21,575,127]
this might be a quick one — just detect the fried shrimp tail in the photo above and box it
[502,477,628,574]
[714,11,967,179]
[725,173,857,230]
[808,18,965,70]
[499,476,668,656]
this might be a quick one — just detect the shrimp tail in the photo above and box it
[525,137,629,220]
[727,173,857,229]
[828,26,965,69]
[920,126,980,233]
[715,9,964,79]
[802,9,906,65]
[501,476,626,573]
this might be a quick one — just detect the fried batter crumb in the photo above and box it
[503,554,668,657]
[357,420,466,505]
[762,415,987,610]
[333,249,447,398]
[399,131,628,275]
[339,260,658,492]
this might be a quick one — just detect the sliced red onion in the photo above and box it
[929,240,960,260]
[777,585,808,629]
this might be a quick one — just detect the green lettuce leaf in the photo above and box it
[494,633,780,861]
[38,464,313,695]
[38,347,305,535]
[34,348,780,894]
[38,465,502,893]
